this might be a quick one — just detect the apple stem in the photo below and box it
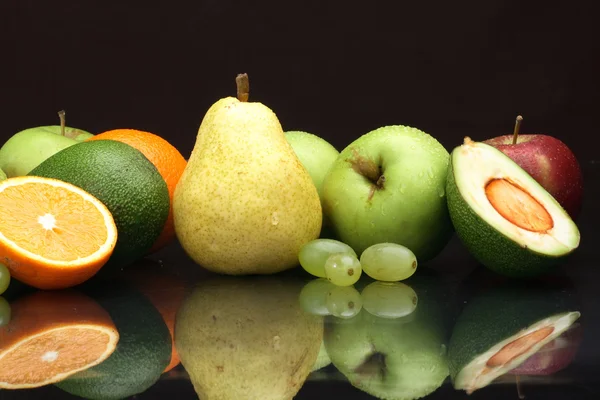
[516,375,525,399]
[58,110,66,136]
[512,115,523,145]
[236,73,250,102]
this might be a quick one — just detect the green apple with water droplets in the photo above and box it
[321,125,453,262]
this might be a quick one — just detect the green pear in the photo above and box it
[173,74,322,275]
[0,110,93,177]
[175,276,323,400]
[323,274,450,400]
[321,125,453,262]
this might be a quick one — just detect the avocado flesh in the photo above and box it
[446,139,580,277]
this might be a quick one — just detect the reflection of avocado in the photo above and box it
[324,273,450,400]
[446,138,580,277]
[55,281,171,400]
[448,281,581,394]
[175,276,323,400]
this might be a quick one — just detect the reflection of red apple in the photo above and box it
[508,322,583,376]
[483,116,584,220]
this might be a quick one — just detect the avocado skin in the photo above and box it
[54,281,172,400]
[447,281,580,385]
[445,155,573,278]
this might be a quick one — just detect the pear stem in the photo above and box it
[236,73,250,102]
[58,110,66,136]
[512,115,523,145]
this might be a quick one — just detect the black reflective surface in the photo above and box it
[0,160,597,400]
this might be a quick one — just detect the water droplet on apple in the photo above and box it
[418,171,424,178]
[427,167,434,179]
[399,184,406,194]
[271,212,279,226]
[438,187,445,197]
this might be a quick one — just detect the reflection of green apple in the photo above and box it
[312,340,332,372]
[0,168,6,181]
[321,125,453,262]
[0,111,93,177]
[324,274,449,399]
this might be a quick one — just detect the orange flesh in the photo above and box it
[0,183,108,261]
[0,327,111,385]
[486,326,555,367]
[485,179,554,232]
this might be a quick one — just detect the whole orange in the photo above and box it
[87,129,187,253]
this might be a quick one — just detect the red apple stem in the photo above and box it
[58,110,66,136]
[236,73,250,102]
[512,115,523,145]
[516,375,525,399]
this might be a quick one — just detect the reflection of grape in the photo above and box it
[0,263,10,295]
[299,278,336,316]
[326,286,362,319]
[299,239,357,278]
[360,243,418,282]
[361,281,418,319]
[324,253,362,286]
[0,296,10,327]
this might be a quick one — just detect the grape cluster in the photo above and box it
[298,239,418,285]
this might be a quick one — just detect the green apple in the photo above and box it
[321,125,453,262]
[0,168,6,181]
[323,274,450,399]
[285,131,340,200]
[0,110,93,177]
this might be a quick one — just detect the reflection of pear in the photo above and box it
[324,274,450,400]
[175,276,323,400]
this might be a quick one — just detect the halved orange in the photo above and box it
[0,176,118,290]
[0,290,120,389]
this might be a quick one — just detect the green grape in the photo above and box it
[298,239,357,278]
[361,281,418,319]
[324,253,362,286]
[326,285,362,319]
[360,242,418,282]
[0,263,10,295]
[298,278,336,316]
[0,296,10,327]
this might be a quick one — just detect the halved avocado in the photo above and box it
[447,282,581,394]
[446,137,580,278]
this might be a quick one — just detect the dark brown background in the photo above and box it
[1,1,599,399]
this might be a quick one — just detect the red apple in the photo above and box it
[483,116,584,220]
[508,322,583,376]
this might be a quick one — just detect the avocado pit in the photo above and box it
[485,178,554,233]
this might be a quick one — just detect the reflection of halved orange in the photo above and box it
[0,290,119,389]
[0,176,118,290]
[87,129,187,253]
[123,261,187,373]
